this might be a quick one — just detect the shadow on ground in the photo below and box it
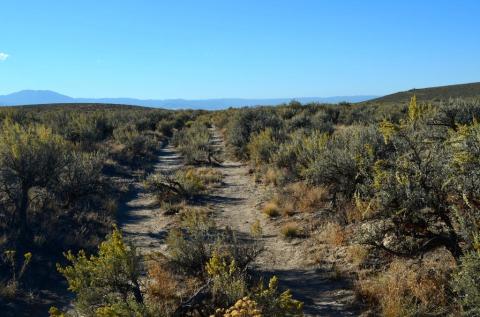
[253,268,361,316]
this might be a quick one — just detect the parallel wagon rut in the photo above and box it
[119,144,182,255]
[119,131,359,316]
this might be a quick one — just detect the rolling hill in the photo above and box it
[368,82,480,103]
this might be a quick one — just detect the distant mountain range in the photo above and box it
[0,90,377,109]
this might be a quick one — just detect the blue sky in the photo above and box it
[0,0,479,99]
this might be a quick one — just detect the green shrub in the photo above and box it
[225,109,283,160]
[55,227,145,316]
[252,276,303,317]
[167,209,261,276]
[452,249,480,316]
[62,112,112,147]
[113,123,159,163]
[166,209,216,275]
[448,121,480,251]
[274,130,328,180]
[361,96,467,259]
[145,168,208,203]
[56,151,106,207]
[206,251,247,307]
[156,118,177,137]
[247,128,278,168]
[0,119,68,242]
[173,121,221,165]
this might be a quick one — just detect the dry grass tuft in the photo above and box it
[262,201,281,218]
[281,200,296,217]
[281,222,301,239]
[146,261,178,301]
[286,182,329,212]
[0,281,19,299]
[263,182,329,217]
[317,221,346,246]
[194,167,223,185]
[145,260,186,314]
[250,218,263,237]
[346,244,369,267]
[355,259,453,316]
[344,202,364,224]
[265,167,282,186]
[161,200,187,216]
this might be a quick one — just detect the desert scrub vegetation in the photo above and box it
[210,277,303,317]
[0,106,193,243]
[316,221,346,246]
[358,97,480,260]
[5,96,480,315]
[356,257,455,316]
[221,108,283,160]
[51,227,189,316]
[207,254,303,317]
[206,251,248,307]
[250,276,303,317]
[260,183,329,225]
[166,208,262,276]
[112,123,161,164]
[211,297,262,317]
[213,97,480,314]
[0,119,111,251]
[345,244,369,267]
[172,120,222,165]
[52,209,301,316]
[193,167,223,186]
[271,183,329,216]
[285,183,329,212]
[247,128,280,168]
[0,250,32,299]
[452,245,480,316]
[54,227,146,316]
[0,104,199,312]
[145,167,222,204]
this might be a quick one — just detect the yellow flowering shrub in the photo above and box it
[211,297,262,317]
[253,276,303,317]
[54,227,145,316]
[206,251,247,306]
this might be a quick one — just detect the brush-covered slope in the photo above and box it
[370,82,480,103]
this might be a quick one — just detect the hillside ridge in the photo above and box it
[368,82,480,103]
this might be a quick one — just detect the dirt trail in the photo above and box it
[119,132,358,316]
[119,144,182,255]
[210,129,358,316]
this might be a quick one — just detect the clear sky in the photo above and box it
[0,0,479,99]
